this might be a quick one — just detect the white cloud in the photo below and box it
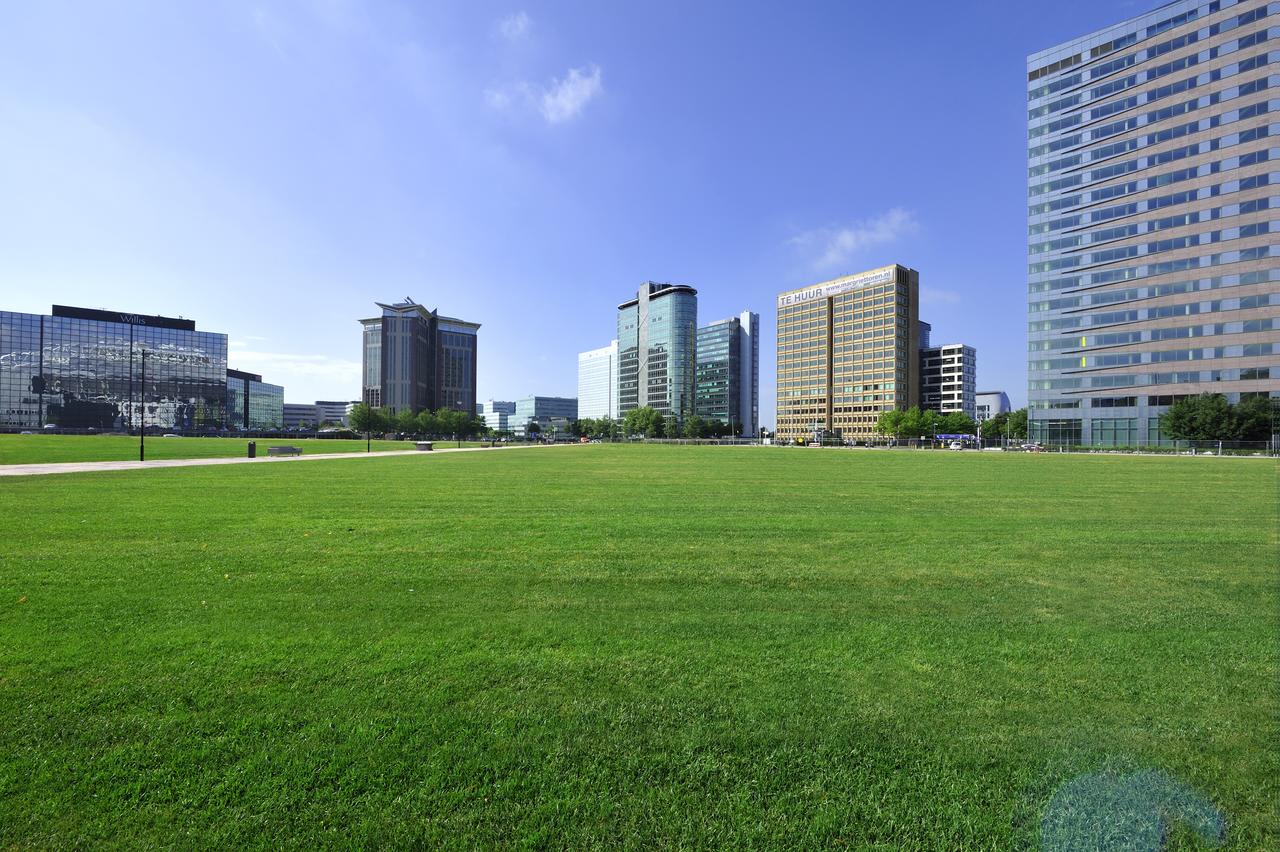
[228,345,361,388]
[921,287,961,305]
[486,64,603,125]
[792,208,919,272]
[497,11,531,41]
[540,64,602,123]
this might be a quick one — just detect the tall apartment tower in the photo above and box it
[776,264,921,443]
[920,343,978,420]
[359,298,480,415]
[577,340,619,419]
[617,282,698,419]
[1028,0,1279,446]
[695,311,760,436]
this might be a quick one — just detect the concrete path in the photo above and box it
[0,443,564,478]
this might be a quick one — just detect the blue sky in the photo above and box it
[0,0,1150,424]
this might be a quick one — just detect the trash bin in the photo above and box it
[248,441,256,458]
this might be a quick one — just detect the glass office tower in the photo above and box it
[226,369,284,430]
[0,305,228,431]
[617,282,698,419]
[695,311,760,436]
[1028,0,1280,446]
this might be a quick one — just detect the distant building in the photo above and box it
[617,282,698,420]
[695,311,760,436]
[976,391,1011,424]
[921,344,977,420]
[478,399,516,432]
[315,400,358,426]
[511,395,577,437]
[577,340,619,420]
[226,369,284,430]
[918,321,932,349]
[283,403,318,429]
[776,265,921,443]
[359,298,479,415]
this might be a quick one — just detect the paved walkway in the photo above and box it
[0,443,563,478]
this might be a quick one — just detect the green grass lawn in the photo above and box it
[0,446,1274,848]
[0,434,493,464]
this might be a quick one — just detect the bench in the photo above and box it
[415,441,434,451]
[267,445,303,457]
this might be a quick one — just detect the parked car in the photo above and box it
[162,433,182,438]
[948,441,964,450]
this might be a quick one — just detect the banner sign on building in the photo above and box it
[777,266,897,309]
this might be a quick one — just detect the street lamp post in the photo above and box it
[138,349,146,462]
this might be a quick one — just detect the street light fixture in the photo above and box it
[138,348,147,461]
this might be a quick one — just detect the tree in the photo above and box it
[1007,408,1028,440]
[1161,393,1276,442]
[526,420,541,439]
[683,415,706,439]
[938,412,977,435]
[981,410,1009,440]
[416,409,438,436]
[662,414,680,439]
[396,408,418,435]
[1232,395,1275,441]
[1159,394,1233,441]
[875,409,905,437]
[623,406,661,438]
[348,403,377,435]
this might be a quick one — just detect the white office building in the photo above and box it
[975,391,1011,424]
[577,340,619,419]
[478,399,516,432]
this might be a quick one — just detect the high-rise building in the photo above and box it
[976,390,1012,423]
[360,299,480,415]
[1,304,233,431]
[920,343,977,420]
[918,320,932,349]
[226,369,284,430]
[577,341,619,419]
[776,264,921,443]
[695,311,760,436]
[1028,0,1280,446]
[617,282,698,419]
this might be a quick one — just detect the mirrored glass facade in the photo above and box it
[1028,0,1280,446]
[617,282,698,419]
[695,311,760,436]
[226,369,284,430]
[1,306,228,430]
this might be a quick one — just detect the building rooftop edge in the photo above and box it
[1027,0,1191,65]
[776,263,913,299]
